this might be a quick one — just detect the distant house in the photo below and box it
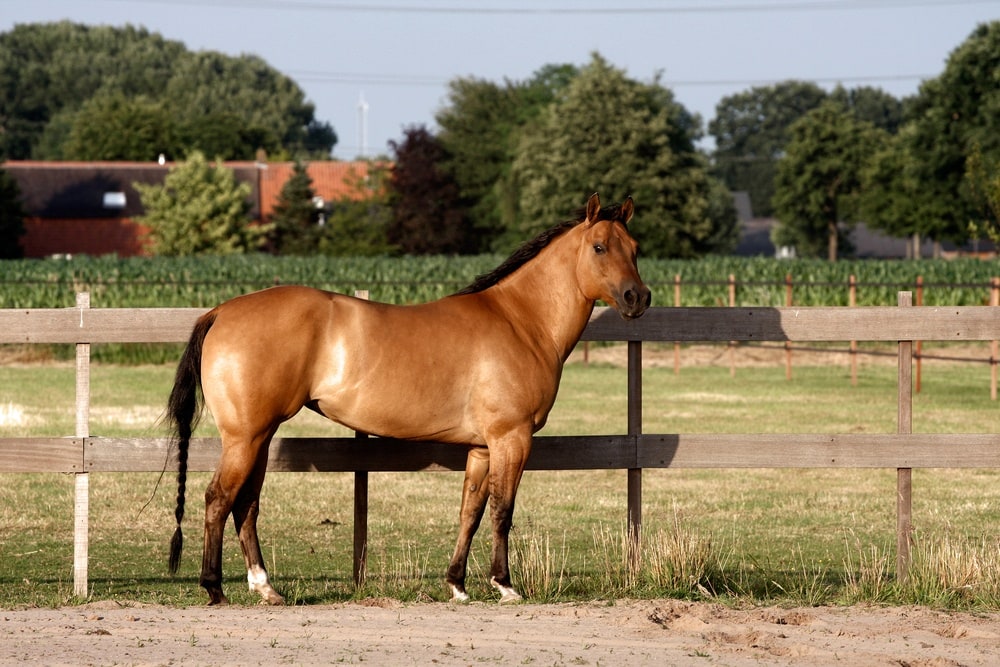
[5,160,381,258]
[730,191,995,259]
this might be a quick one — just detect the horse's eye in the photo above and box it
[593,243,606,255]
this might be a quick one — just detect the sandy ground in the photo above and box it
[3,598,1000,666]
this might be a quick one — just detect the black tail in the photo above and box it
[167,312,216,574]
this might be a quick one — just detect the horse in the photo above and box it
[166,193,651,605]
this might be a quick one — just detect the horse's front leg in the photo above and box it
[446,447,490,601]
[485,427,531,603]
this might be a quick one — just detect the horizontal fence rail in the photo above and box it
[1,295,998,598]
[5,304,1000,344]
[6,433,1000,476]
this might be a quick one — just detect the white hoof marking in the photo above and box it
[247,565,285,605]
[449,584,470,603]
[490,577,523,603]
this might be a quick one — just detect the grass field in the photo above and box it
[1,342,999,609]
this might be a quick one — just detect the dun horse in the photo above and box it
[166,193,651,605]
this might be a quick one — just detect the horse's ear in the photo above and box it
[585,193,601,224]
[619,197,635,225]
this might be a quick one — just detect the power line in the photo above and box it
[290,70,450,86]
[290,69,933,89]
[99,0,1000,14]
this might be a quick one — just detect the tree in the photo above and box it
[317,200,395,257]
[965,143,1000,245]
[507,53,732,258]
[162,50,330,159]
[858,125,940,256]
[772,102,888,261]
[387,126,468,254]
[60,92,180,161]
[709,82,904,221]
[0,22,185,159]
[829,85,904,135]
[436,64,577,252]
[0,162,25,258]
[269,161,321,255]
[709,81,828,218]
[0,22,335,160]
[134,151,270,255]
[315,164,395,256]
[902,21,1000,245]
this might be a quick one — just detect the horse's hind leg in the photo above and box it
[445,447,490,601]
[232,436,284,605]
[200,428,277,605]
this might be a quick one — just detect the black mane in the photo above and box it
[454,201,629,296]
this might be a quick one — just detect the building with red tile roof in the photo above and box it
[4,160,383,257]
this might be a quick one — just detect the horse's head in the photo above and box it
[575,193,651,320]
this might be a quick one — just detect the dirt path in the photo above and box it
[4,599,1000,666]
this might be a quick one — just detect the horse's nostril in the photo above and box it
[624,289,637,307]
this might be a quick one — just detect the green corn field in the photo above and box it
[1,255,996,310]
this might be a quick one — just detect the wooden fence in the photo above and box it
[657,274,1000,395]
[2,292,1000,598]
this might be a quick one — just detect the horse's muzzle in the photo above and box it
[617,284,652,320]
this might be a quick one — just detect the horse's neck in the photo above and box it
[487,238,593,360]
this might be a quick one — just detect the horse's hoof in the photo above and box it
[206,594,230,606]
[490,577,523,604]
[264,592,286,606]
[448,584,470,603]
[499,590,523,604]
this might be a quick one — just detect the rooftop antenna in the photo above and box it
[357,92,369,158]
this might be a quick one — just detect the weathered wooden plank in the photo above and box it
[83,435,637,473]
[583,306,1000,342]
[269,438,469,472]
[637,433,1000,468]
[3,304,998,345]
[84,437,219,472]
[78,433,1000,473]
[0,308,206,344]
[0,438,82,472]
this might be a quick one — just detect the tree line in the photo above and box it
[1,21,999,260]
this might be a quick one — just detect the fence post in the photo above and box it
[849,275,858,386]
[353,290,370,588]
[785,273,793,380]
[74,292,90,599]
[897,291,914,582]
[991,278,998,401]
[627,340,642,573]
[728,274,736,377]
[673,274,681,375]
[915,276,923,394]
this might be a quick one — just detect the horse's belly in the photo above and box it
[309,357,483,444]
[313,392,483,444]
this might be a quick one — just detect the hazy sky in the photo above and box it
[2,1,998,160]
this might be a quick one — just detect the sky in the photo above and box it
[1,0,999,160]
